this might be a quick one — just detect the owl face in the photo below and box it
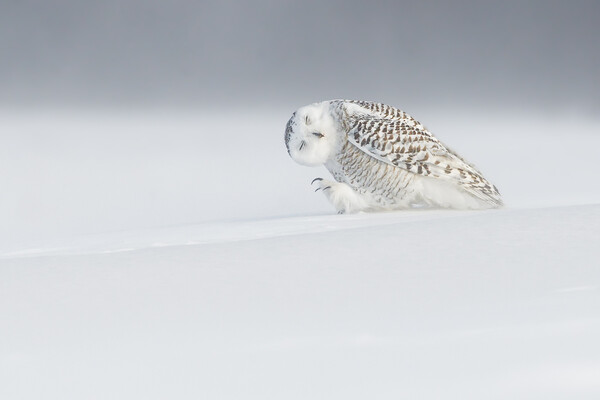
[284,101,339,166]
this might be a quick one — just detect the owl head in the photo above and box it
[284,101,340,166]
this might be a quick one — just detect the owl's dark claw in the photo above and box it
[311,177,323,185]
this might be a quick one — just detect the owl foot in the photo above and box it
[311,177,332,192]
[311,178,369,214]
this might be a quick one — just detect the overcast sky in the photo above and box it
[1,0,599,111]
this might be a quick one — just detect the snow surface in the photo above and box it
[1,110,600,399]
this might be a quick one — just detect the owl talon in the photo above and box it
[311,177,323,185]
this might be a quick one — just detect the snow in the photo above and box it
[1,109,600,399]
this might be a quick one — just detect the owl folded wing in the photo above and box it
[345,112,503,207]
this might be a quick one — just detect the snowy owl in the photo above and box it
[284,100,502,213]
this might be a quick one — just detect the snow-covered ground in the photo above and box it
[1,109,599,399]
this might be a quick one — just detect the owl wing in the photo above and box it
[343,102,502,206]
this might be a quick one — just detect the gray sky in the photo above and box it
[1,0,599,111]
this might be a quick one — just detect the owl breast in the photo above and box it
[325,140,418,208]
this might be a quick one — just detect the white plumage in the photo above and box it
[284,100,502,213]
